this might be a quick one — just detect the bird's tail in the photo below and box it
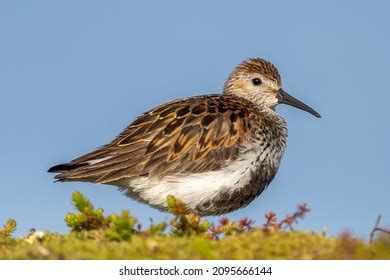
[47,162,88,182]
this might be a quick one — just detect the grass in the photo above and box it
[0,192,389,260]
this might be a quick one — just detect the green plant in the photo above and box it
[63,192,311,240]
[65,191,139,241]
[167,195,210,236]
[65,191,108,231]
[0,219,16,238]
[105,210,137,241]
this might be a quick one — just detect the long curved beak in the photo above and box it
[277,88,321,118]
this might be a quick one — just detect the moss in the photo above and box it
[0,230,388,260]
[0,192,389,260]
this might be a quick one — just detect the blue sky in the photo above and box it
[0,1,389,238]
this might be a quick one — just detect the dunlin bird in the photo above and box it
[48,58,320,215]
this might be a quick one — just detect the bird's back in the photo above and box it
[50,94,256,181]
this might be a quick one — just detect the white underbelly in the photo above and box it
[121,148,267,212]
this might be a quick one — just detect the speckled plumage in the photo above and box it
[49,58,320,215]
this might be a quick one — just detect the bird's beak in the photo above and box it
[277,88,321,118]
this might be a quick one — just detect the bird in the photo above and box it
[48,58,320,216]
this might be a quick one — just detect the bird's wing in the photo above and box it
[52,94,257,183]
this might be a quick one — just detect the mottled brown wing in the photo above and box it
[54,94,256,183]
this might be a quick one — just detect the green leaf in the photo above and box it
[72,191,93,213]
[1,219,17,238]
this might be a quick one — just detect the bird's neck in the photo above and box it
[224,92,284,124]
[223,90,273,109]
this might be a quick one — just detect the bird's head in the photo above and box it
[223,58,321,118]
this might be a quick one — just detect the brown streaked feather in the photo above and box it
[235,58,281,85]
[53,94,259,183]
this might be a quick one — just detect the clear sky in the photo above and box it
[1,0,389,238]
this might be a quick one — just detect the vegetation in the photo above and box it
[0,192,389,260]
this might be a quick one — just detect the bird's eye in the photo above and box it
[252,78,262,86]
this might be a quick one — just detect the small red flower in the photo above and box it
[219,216,229,226]
[265,211,277,224]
